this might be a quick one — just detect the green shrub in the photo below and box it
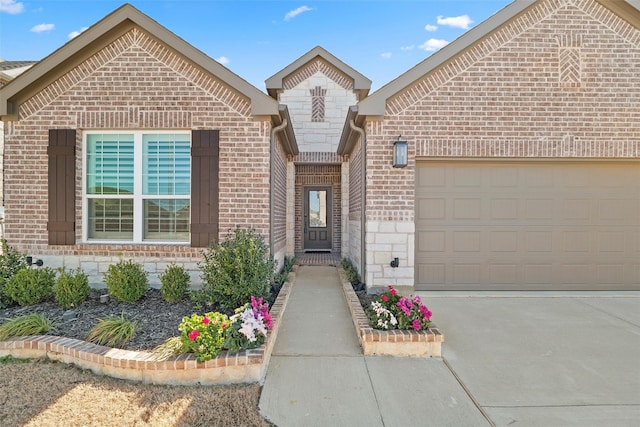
[159,263,190,303]
[86,313,138,348]
[3,267,55,306]
[341,257,360,284]
[198,228,275,312]
[54,268,90,309]
[0,240,29,308]
[103,259,149,303]
[0,314,53,340]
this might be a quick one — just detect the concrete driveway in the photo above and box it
[419,292,640,426]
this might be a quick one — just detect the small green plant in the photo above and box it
[86,313,139,348]
[54,268,90,309]
[179,312,229,363]
[341,257,360,285]
[0,314,53,340]
[198,228,275,312]
[274,256,297,287]
[0,240,29,308]
[3,267,55,306]
[103,259,149,303]
[0,355,31,364]
[159,263,190,303]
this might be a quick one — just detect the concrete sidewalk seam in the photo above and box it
[363,356,387,427]
[443,357,495,427]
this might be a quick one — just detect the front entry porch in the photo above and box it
[295,251,341,266]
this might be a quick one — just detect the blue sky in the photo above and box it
[0,0,513,91]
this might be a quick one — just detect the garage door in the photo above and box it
[415,161,640,291]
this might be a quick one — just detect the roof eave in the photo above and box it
[0,3,279,118]
[337,105,365,155]
[358,0,537,117]
[272,105,299,156]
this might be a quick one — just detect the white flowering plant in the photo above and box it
[366,286,432,331]
[224,296,273,355]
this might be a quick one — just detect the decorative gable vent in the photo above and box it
[557,33,582,87]
[310,86,327,122]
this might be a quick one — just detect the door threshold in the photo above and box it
[303,249,332,253]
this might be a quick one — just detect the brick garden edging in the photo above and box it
[0,267,297,386]
[338,268,444,357]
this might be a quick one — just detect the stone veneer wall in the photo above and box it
[362,0,640,290]
[2,27,273,287]
[279,59,358,152]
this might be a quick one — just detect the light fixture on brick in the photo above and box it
[393,137,408,168]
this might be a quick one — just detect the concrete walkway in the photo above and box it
[259,266,487,426]
[260,266,640,426]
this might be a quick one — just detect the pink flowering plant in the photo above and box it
[178,311,229,363]
[224,296,273,355]
[366,286,432,331]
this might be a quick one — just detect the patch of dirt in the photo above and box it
[0,290,199,351]
[0,358,271,427]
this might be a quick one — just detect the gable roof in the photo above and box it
[0,3,280,119]
[265,46,372,100]
[357,0,640,117]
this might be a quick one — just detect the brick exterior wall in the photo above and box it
[272,133,289,267]
[2,28,273,286]
[347,138,363,273]
[363,0,640,289]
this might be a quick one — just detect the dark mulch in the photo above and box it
[1,285,283,351]
[0,289,196,350]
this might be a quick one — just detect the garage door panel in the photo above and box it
[416,161,640,290]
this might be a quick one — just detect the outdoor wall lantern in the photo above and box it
[393,137,408,168]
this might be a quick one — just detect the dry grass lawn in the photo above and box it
[0,356,273,427]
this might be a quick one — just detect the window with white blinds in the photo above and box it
[84,131,191,243]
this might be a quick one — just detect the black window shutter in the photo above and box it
[191,130,219,247]
[47,129,76,245]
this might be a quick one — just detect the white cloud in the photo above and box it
[284,5,313,21]
[380,52,392,59]
[68,26,88,39]
[419,38,449,52]
[0,0,24,14]
[216,56,230,65]
[31,23,54,33]
[424,24,438,32]
[437,14,473,30]
[400,45,415,51]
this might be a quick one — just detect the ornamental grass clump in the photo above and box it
[86,313,139,348]
[224,296,273,355]
[178,312,229,363]
[0,314,54,340]
[366,286,432,331]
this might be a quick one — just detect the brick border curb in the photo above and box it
[337,267,444,357]
[0,266,297,385]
